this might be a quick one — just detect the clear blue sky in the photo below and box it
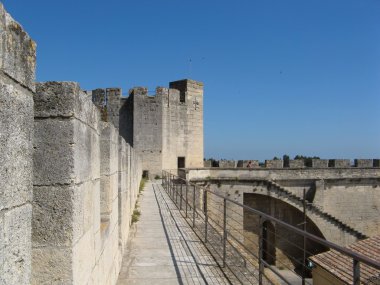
[3,0,380,161]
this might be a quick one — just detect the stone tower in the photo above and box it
[162,79,204,171]
[117,79,204,177]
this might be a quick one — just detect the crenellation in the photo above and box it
[129,86,148,96]
[354,159,373,167]
[329,159,351,168]
[289,159,305,168]
[265,159,283,168]
[219,160,237,168]
[312,159,329,168]
[237,160,260,168]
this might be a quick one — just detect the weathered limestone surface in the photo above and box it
[0,4,36,91]
[118,137,141,253]
[32,82,142,285]
[0,4,36,284]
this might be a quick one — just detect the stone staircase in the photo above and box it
[260,180,368,240]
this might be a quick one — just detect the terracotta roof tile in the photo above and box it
[310,236,380,284]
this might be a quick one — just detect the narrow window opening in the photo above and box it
[177,157,185,169]
[180,91,186,103]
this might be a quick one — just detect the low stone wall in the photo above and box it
[183,168,380,240]
[0,4,36,285]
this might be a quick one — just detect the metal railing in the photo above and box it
[162,170,380,285]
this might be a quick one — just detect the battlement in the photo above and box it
[205,158,380,169]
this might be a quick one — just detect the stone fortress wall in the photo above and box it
[0,5,142,285]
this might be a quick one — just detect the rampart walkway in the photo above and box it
[117,181,231,285]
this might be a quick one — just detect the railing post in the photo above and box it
[204,190,208,243]
[353,259,360,285]
[193,185,196,228]
[171,175,174,199]
[223,198,227,267]
[302,188,306,285]
[169,174,172,196]
[175,181,178,204]
[259,215,263,284]
[185,182,188,218]
[171,175,173,197]
[180,183,183,210]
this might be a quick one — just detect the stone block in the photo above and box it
[32,246,72,284]
[240,160,259,168]
[73,229,95,285]
[35,82,100,130]
[311,159,329,168]
[32,185,74,247]
[92,180,101,234]
[330,159,351,168]
[33,119,75,185]
[76,89,100,131]
[100,122,118,176]
[34,82,79,118]
[0,81,33,211]
[219,160,236,168]
[265,160,283,168]
[0,205,32,285]
[71,179,100,243]
[73,119,100,183]
[0,4,36,91]
[204,160,212,167]
[354,159,373,168]
[289,160,305,168]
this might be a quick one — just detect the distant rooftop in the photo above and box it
[310,236,380,284]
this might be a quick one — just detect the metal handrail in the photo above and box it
[162,170,380,285]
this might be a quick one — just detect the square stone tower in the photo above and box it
[162,79,204,171]
[116,79,204,177]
